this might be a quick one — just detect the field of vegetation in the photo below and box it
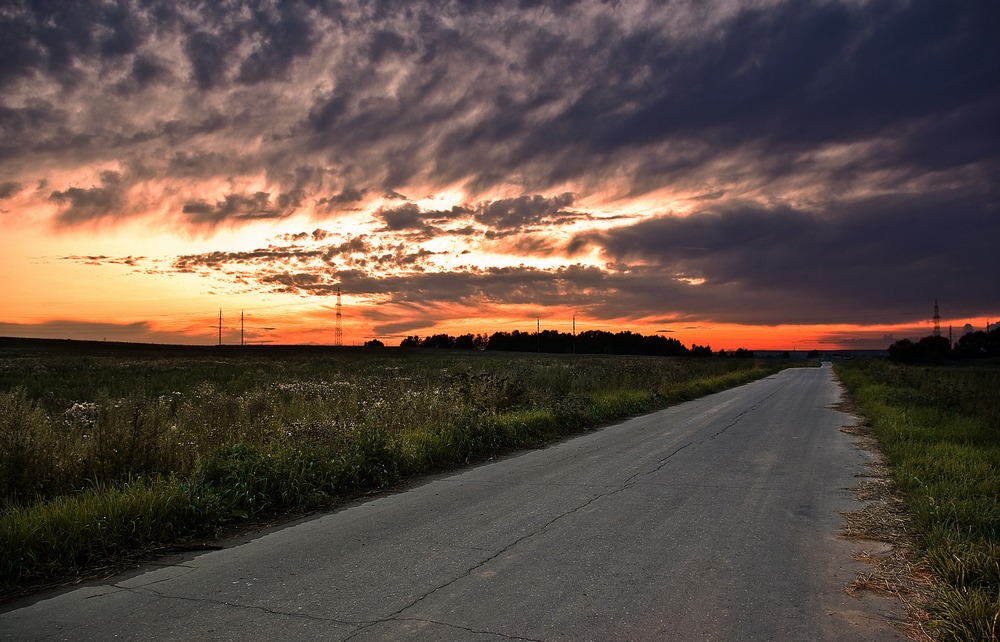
[0,341,786,596]
[836,359,1000,642]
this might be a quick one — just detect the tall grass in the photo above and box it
[1,349,787,594]
[836,360,1000,642]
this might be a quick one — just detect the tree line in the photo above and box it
[888,327,1000,364]
[374,329,755,357]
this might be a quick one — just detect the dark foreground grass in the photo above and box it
[1,346,789,596]
[836,359,1000,642]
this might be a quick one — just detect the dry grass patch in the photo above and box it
[840,420,936,641]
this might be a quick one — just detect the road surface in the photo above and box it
[1,363,908,641]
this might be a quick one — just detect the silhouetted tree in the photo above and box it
[454,333,489,350]
[396,327,747,357]
[888,338,916,363]
[363,339,385,348]
[421,334,456,348]
[690,344,713,357]
[952,328,1000,359]
[888,335,951,364]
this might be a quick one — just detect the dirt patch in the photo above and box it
[839,415,937,642]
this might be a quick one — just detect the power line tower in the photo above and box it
[933,299,941,337]
[218,308,222,346]
[335,287,343,347]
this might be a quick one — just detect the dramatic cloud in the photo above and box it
[0,182,21,199]
[583,187,1000,325]
[2,0,997,345]
[474,193,576,230]
[48,171,128,224]
[182,191,304,227]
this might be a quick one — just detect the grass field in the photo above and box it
[836,359,1000,642]
[0,340,788,595]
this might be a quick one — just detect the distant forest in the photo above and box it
[379,330,756,357]
[888,327,1000,364]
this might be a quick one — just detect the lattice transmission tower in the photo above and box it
[335,287,343,346]
[933,299,941,337]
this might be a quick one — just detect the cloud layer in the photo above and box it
[3,0,998,338]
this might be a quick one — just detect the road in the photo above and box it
[1,364,909,641]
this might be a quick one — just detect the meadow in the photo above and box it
[836,359,1000,642]
[0,341,785,595]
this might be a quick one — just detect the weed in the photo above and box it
[837,359,1000,642]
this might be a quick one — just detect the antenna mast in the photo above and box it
[933,299,941,337]
[335,287,343,346]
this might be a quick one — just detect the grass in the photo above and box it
[0,345,791,595]
[835,359,1000,642]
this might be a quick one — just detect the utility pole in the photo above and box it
[335,287,343,347]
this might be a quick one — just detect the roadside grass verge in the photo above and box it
[835,359,1000,642]
[1,350,789,596]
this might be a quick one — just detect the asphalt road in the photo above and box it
[1,363,909,641]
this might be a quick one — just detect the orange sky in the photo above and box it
[3,205,986,350]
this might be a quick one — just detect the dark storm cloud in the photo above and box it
[181,191,304,227]
[115,53,172,94]
[584,186,1000,324]
[370,194,584,237]
[184,31,233,90]
[235,8,317,85]
[564,2,1000,171]
[378,203,426,231]
[48,171,127,224]
[317,187,369,210]
[0,101,66,162]
[473,193,576,229]
[0,182,22,199]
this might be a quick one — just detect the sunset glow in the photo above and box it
[2,2,997,350]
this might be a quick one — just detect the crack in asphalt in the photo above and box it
[113,584,368,629]
[626,383,785,485]
[708,385,784,440]
[392,617,546,641]
[107,563,199,592]
[114,582,543,642]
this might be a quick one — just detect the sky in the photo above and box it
[1,0,998,350]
